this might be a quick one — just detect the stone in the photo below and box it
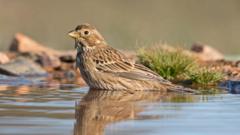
[191,43,224,61]
[9,33,62,56]
[37,52,61,71]
[0,57,47,76]
[8,33,78,71]
[0,52,10,64]
[219,80,240,94]
[59,50,77,63]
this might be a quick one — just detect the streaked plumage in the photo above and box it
[69,24,195,93]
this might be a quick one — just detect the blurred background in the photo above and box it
[0,0,240,54]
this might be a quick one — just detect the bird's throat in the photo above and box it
[75,40,96,53]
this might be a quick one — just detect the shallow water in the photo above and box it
[0,84,240,135]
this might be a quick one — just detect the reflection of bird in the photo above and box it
[74,89,195,135]
[74,89,165,135]
[74,90,141,135]
[68,24,195,92]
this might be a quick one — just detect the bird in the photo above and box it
[68,23,196,93]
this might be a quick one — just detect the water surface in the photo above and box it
[0,84,240,135]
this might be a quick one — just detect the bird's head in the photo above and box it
[68,24,106,50]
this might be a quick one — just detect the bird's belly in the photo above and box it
[80,69,166,90]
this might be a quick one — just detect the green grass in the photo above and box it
[188,68,224,86]
[137,46,224,86]
[138,47,196,80]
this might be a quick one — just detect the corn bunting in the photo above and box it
[68,24,195,93]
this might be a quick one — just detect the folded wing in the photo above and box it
[93,47,171,84]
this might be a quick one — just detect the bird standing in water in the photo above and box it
[68,24,194,93]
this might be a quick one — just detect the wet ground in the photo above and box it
[0,78,240,135]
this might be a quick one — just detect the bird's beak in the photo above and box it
[68,30,78,39]
[68,30,79,49]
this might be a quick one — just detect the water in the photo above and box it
[0,83,240,135]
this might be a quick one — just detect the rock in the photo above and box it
[8,33,78,71]
[191,43,224,61]
[37,52,61,71]
[0,52,10,64]
[219,80,240,94]
[236,60,240,68]
[9,33,62,56]
[0,57,47,76]
[59,50,77,63]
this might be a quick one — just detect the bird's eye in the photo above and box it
[84,30,89,35]
[82,30,90,36]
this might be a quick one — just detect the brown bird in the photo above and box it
[68,24,195,93]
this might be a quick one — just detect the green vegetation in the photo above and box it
[137,46,224,86]
[189,68,224,86]
[138,48,195,80]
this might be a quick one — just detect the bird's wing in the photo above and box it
[93,47,171,83]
